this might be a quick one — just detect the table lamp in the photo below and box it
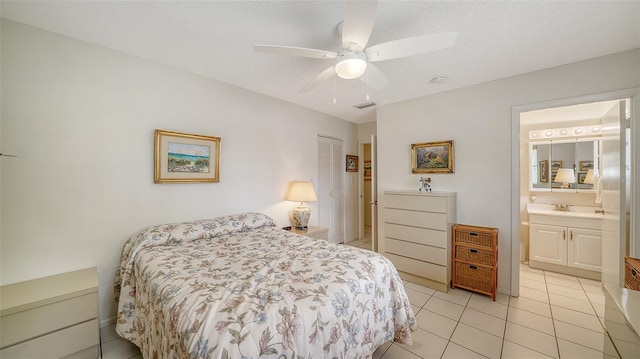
[554,168,575,189]
[285,181,318,230]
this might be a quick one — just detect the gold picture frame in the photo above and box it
[539,160,549,183]
[411,140,454,174]
[580,160,594,171]
[154,129,221,183]
[346,155,358,172]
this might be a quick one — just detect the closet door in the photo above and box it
[318,136,344,244]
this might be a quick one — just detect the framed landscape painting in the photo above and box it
[154,129,221,183]
[411,140,454,174]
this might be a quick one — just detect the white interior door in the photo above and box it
[318,135,344,244]
[601,100,626,286]
[370,134,378,252]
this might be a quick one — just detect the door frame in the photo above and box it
[357,140,370,240]
[511,87,639,296]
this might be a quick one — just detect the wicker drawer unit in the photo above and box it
[382,191,456,292]
[625,257,640,290]
[452,224,498,300]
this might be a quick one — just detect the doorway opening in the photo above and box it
[512,91,636,297]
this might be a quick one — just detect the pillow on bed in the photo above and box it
[135,212,277,247]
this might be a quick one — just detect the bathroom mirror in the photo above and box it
[529,138,599,192]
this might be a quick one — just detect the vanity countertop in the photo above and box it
[527,203,603,220]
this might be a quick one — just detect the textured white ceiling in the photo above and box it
[2,1,639,123]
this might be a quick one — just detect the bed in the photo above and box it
[115,212,416,358]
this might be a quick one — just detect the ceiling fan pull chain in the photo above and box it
[333,72,337,104]
[366,69,370,101]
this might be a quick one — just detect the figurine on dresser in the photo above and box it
[419,177,432,193]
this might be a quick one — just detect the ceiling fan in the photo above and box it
[254,0,456,92]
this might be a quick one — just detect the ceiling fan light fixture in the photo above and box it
[335,52,367,80]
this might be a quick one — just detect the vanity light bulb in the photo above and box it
[559,129,568,136]
[531,132,539,138]
[574,128,584,134]
[591,126,601,133]
[544,131,553,137]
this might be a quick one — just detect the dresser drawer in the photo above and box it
[385,223,447,248]
[385,253,447,283]
[385,208,447,230]
[455,245,494,266]
[385,194,447,213]
[0,318,98,359]
[0,292,98,348]
[386,238,447,266]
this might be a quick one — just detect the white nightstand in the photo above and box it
[291,225,329,241]
[0,267,99,358]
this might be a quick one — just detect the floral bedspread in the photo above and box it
[115,213,416,358]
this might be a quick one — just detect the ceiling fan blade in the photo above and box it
[254,45,337,59]
[360,63,389,90]
[300,66,335,93]
[342,0,378,50]
[365,32,457,62]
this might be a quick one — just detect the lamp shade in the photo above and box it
[583,169,595,184]
[554,168,575,186]
[285,181,318,203]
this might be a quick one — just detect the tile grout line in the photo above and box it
[543,271,562,359]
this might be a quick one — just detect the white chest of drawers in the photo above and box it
[0,267,99,359]
[382,191,457,292]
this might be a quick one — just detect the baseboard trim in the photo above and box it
[100,316,116,328]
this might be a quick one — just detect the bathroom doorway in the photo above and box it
[511,90,637,296]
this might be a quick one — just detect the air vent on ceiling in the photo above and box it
[353,102,377,109]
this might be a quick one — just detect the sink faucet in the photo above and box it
[554,204,570,211]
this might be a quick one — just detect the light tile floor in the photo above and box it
[101,232,611,358]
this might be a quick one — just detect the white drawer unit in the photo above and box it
[291,225,329,241]
[0,267,99,359]
[383,191,456,292]
[529,213,602,280]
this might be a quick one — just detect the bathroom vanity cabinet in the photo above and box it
[528,204,602,280]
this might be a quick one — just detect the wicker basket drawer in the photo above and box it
[454,262,494,293]
[625,257,640,291]
[455,246,494,266]
[454,228,496,248]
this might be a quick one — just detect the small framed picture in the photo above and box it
[411,140,454,174]
[580,161,593,171]
[363,161,372,179]
[551,160,563,170]
[578,171,588,184]
[154,129,221,183]
[539,160,548,183]
[346,155,358,172]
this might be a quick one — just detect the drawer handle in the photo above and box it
[469,249,478,253]
[469,232,478,237]
[469,265,478,270]
[633,268,638,277]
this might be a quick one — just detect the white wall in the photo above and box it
[357,121,377,143]
[0,20,358,322]
[377,49,640,295]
